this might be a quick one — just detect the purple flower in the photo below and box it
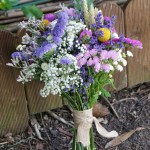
[60,57,72,65]
[80,29,92,39]
[88,77,94,83]
[104,15,116,29]
[52,12,69,45]
[95,30,104,37]
[44,13,56,22]
[95,12,103,28]
[90,36,97,44]
[11,52,24,60]
[124,38,143,49]
[64,8,75,16]
[34,43,57,58]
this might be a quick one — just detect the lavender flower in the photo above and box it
[95,11,103,28]
[11,52,24,60]
[60,57,72,65]
[104,15,116,29]
[34,43,57,58]
[52,12,69,45]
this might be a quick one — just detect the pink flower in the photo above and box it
[80,29,92,39]
[102,64,111,72]
[87,58,94,66]
[93,56,99,64]
[108,50,119,61]
[80,57,87,66]
[76,53,83,60]
[100,50,109,60]
[94,63,101,72]
[84,51,91,59]
[89,49,97,56]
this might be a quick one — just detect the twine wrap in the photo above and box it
[73,108,118,147]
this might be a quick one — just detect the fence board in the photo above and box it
[97,2,127,90]
[17,30,62,115]
[0,31,28,136]
[125,0,150,87]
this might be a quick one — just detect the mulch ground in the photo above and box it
[0,82,150,150]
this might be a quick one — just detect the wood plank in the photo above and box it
[125,0,150,87]
[17,30,62,115]
[0,31,29,136]
[25,81,62,114]
[97,2,127,90]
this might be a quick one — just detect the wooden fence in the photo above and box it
[0,0,150,136]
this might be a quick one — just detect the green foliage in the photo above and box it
[43,49,55,62]
[0,0,19,10]
[21,5,43,19]
[86,0,94,10]
[74,0,82,11]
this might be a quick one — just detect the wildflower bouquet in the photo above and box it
[8,0,142,149]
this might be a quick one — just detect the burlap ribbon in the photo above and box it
[73,108,118,147]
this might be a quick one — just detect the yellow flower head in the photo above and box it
[98,28,111,42]
[39,19,50,31]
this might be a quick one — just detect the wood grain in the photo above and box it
[25,81,62,114]
[17,30,62,115]
[97,2,127,90]
[125,0,150,86]
[0,31,28,136]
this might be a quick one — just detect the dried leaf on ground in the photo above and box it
[105,127,146,149]
[93,102,110,117]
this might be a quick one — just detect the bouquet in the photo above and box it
[8,0,142,149]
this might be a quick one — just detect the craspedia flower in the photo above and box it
[98,28,111,42]
[39,19,50,31]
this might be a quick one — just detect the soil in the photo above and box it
[0,82,150,150]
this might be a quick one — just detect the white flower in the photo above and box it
[121,58,127,66]
[127,51,133,57]
[112,32,119,38]
[116,65,123,72]
[41,63,48,70]
[109,65,114,71]
[113,61,118,65]
[47,35,53,41]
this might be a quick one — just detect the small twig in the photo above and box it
[0,141,9,145]
[58,127,73,137]
[47,110,74,127]
[101,96,120,120]
[30,117,43,140]
[40,113,51,142]
[112,97,137,105]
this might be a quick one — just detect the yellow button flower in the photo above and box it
[98,28,111,42]
[39,19,50,31]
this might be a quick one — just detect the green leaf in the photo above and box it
[21,5,43,19]
[101,88,111,97]
[0,0,18,10]
[43,49,54,62]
